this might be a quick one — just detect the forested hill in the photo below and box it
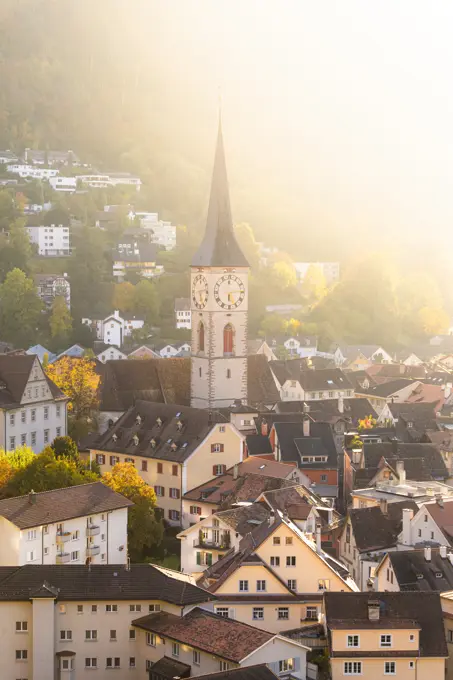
[0,0,210,227]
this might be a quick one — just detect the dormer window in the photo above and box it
[171,442,178,451]
[176,420,183,431]
[112,433,118,442]
[167,438,172,445]
[150,439,156,449]
[435,571,443,578]
[156,417,162,427]
[136,414,142,425]
[416,573,423,580]
[132,434,139,446]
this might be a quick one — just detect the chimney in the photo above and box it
[367,600,380,621]
[440,545,447,559]
[261,421,269,437]
[380,498,388,516]
[315,523,322,552]
[338,395,344,414]
[29,490,36,505]
[401,508,414,546]
[303,416,310,437]
[391,438,398,455]
[446,383,452,400]
[233,464,239,480]
[268,510,276,526]
[396,461,406,484]
[424,546,432,562]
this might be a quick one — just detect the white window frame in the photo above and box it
[384,662,396,675]
[253,607,264,620]
[239,580,249,592]
[344,661,362,675]
[380,634,392,648]
[347,635,360,648]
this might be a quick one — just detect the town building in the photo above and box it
[95,344,128,363]
[0,482,132,566]
[24,148,80,165]
[0,354,68,453]
[49,176,78,192]
[269,364,354,402]
[175,298,192,329]
[323,591,447,680]
[0,149,19,164]
[89,400,246,525]
[7,163,59,179]
[197,511,358,633]
[131,211,177,250]
[333,344,393,369]
[112,240,163,280]
[248,339,278,362]
[181,457,307,528]
[0,562,215,680]
[34,273,70,309]
[127,345,160,360]
[26,223,71,256]
[190,119,249,409]
[82,311,144,347]
[351,475,453,510]
[78,172,142,190]
[376,546,453,591]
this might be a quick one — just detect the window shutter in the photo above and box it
[212,465,217,475]
[196,552,201,565]
[221,465,226,474]
[206,553,213,566]
[220,444,224,452]
[211,444,215,453]
[109,456,114,465]
[161,487,165,497]
[197,507,202,515]
[176,489,180,499]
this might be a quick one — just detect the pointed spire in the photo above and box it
[192,117,249,268]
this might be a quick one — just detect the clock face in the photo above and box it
[192,274,208,309]
[214,274,246,310]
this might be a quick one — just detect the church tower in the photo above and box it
[190,119,249,409]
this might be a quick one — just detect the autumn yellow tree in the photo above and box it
[103,463,163,561]
[46,357,100,420]
[112,282,136,314]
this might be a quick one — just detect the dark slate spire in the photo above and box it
[192,118,249,267]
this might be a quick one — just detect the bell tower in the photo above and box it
[190,118,249,409]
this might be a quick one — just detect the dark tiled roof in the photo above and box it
[386,548,453,591]
[363,379,417,398]
[215,504,271,535]
[270,363,352,392]
[246,434,273,455]
[0,564,213,604]
[132,608,273,662]
[195,664,278,680]
[0,354,66,407]
[324,592,448,657]
[348,501,418,552]
[363,443,448,480]
[274,421,338,469]
[192,123,248,268]
[426,500,453,544]
[95,400,220,463]
[99,356,278,411]
[150,656,191,678]
[0,482,133,529]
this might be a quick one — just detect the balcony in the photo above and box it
[56,552,71,564]
[86,545,100,557]
[193,530,231,551]
[56,531,71,544]
[86,525,100,537]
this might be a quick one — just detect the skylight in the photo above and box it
[259,464,266,469]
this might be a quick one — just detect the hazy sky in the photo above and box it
[143,2,453,260]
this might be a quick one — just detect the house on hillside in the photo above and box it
[82,311,144,347]
[333,345,393,369]
[175,298,192,330]
[269,363,354,402]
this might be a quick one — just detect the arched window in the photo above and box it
[223,323,234,355]
[198,322,205,352]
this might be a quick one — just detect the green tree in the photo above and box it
[269,260,297,290]
[67,226,110,319]
[51,436,79,462]
[103,463,164,561]
[112,282,136,314]
[0,268,43,346]
[49,296,73,345]
[0,220,32,282]
[133,279,161,324]
[0,448,98,499]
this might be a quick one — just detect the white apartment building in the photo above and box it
[26,224,71,256]
[82,311,144,347]
[131,211,177,250]
[7,163,59,180]
[49,176,78,192]
[79,173,142,191]
[175,298,192,329]
[293,262,340,286]
[0,563,307,680]
[0,354,68,453]
[0,482,132,566]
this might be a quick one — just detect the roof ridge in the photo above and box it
[0,480,104,503]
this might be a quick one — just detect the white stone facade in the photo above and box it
[82,311,144,347]
[191,266,249,409]
[26,224,71,256]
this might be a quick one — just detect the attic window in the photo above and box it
[327,380,333,384]
[167,438,172,444]
[435,572,443,578]
[132,434,139,446]
[150,438,156,448]
[112,434,118,442]
[171,442,178,451]
[136,415,142,425]
[176,412,181,418]
[156,417,162,427]
[259,464,266,469]
[182,443,188,448]
[200,492,208,500]
[176,420,183,431]
[416,573,423,580]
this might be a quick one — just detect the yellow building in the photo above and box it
[323,592,447,680]
[198,512,358,633]
[90,400,245,525]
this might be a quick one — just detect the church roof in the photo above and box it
[192,120,249,268]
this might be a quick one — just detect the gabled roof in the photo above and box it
[324,591,448,658]
[0,482,133,529]
[425,499,453,544]
[0,564,213,604]
[382,548,453,591]
[269,363,352,392]
[337,345,388,360]
[363,443,448,480]
[347,501,418,552]
[192,120,248,268]
[246,434,274,456]
[0,354,66,407]
[361,379,418,398]
[95,399,228,463]
[132,608,274,663]
[195,664,278,680]
[273,421,338,469]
